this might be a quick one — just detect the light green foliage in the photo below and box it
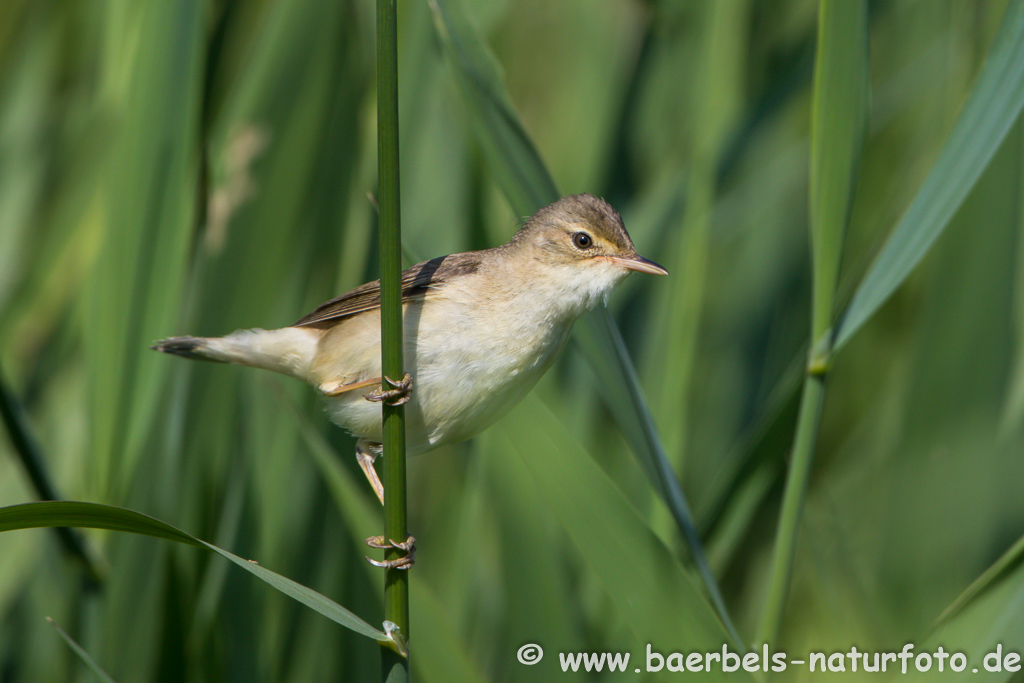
[2,0,1024,681]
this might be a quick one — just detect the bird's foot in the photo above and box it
[365,373,413,406]
[365,535,416,570]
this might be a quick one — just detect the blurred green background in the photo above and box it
[2,0,1024,681]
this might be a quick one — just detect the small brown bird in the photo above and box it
[153,194,665,563]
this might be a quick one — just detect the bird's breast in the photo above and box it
[408,290,571,448]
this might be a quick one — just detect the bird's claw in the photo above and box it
[365,535,416,570]
[365,373,413,406]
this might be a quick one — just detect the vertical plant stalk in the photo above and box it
[755,0,867,648]
[754,366,827,647]
[377,0,410,680]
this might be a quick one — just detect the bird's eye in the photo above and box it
[572,232,593,249]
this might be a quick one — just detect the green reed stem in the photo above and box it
[377,0,409,680]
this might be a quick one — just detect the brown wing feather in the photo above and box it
[293,253,483,329]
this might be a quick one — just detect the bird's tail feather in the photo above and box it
[151,336,224,362]
[152,328,320,381]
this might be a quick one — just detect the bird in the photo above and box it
[153,193,666,566]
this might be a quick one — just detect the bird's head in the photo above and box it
[510,194,667,312]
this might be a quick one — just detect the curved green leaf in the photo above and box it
[0,502,388,642]
[834,0,1024,351]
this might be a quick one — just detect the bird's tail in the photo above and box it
[152,336,223,361]
[151,327,320,381]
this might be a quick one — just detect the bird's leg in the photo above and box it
[355,438,416,569]
[365,373,413,406]
[355,439,385,505]
[320,377,380,397]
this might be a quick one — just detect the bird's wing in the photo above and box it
[292,253,483,329]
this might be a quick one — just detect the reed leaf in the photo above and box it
[834,0,1024,352]
[0,502,389,642]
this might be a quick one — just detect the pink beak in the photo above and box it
[605,255,668,276]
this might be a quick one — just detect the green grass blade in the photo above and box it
[834,0,1024,352]
[0,501,388,642]
[808,0,868,342]
[46,617,117,683]
[194,538,389,646]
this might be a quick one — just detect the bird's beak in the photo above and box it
[605,254,668,276]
